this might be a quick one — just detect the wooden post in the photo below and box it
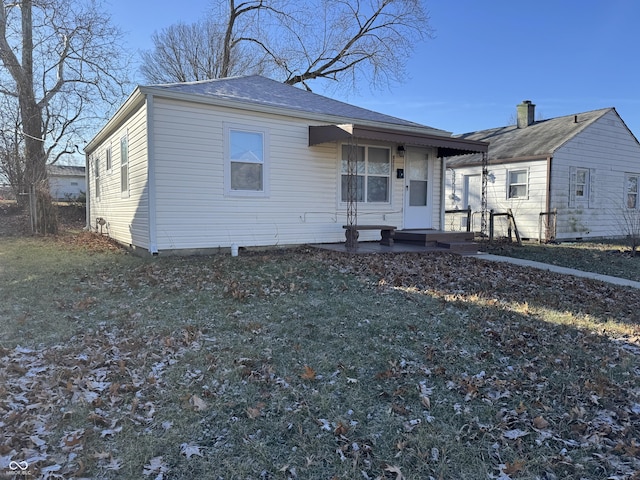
[489,209,494,243]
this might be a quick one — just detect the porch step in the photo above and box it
[394,229,478,254]
[440,241,480,254]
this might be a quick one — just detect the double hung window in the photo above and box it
[340,145,390,203]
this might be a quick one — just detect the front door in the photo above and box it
[464,174,482,231]
[403,148,432,229]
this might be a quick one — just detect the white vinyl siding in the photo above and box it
[86,101,149,249]
[445,161,547,240]
[147,97,407,250]
[551,110,640,238]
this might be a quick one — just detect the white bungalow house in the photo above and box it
[47,165,86,201]
[84,75,487,255]
[445,101,640,241]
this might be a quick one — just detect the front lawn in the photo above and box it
[485,240,640,282]
[1,233,639,479]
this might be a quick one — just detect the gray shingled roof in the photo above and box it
[47,165,85,176]
[447,107,615,166]
[146,75,448,133]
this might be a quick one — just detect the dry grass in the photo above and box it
[485,240,640,282]
[0,234,639,479]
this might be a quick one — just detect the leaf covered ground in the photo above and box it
[0,235,639,479]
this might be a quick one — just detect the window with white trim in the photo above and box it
[575,168,589,199]
[105,146,112,171]
[340,145,390,203]
[120,135,129,195]
[507,169,528,199]
[626,174,639,208]
[225,125,269,196]
[93,155,100,198]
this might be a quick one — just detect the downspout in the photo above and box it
[440,156,446,230]
[146,94,158,254]
[85,151,91,230]
[546,156,552,214]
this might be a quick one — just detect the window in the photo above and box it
[93,156,100,198]
[575,168,589,198]
[626,174,639,208]
[225,125,269,196]
[120,136,129,195]
[507,169,528,199]
[105,146,112,171]
[569,166,594,207]
[340,145,390,203]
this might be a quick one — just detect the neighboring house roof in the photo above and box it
[146,75,442,132]
[448,107,619,167]
[47,165,86,177]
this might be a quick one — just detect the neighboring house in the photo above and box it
[47,165,86,201]
[445,101,640,241]
[84,75,487,254]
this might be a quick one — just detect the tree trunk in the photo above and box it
[18,0,56,233]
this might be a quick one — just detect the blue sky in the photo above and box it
[108,0,640,136]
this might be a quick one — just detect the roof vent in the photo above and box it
[517,100,535,128]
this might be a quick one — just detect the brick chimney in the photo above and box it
[517,100,535,128]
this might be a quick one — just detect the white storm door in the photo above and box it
[403,149,432,229]
[464,174,482,211]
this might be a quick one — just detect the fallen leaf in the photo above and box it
[504,459,525,475]
[384,464,405,480]
[301,365,316,380]
[143,456,168,477]
[503,429,529,440]
[189,394,208,412]
[532,416,549,429]
[180,443,204,459]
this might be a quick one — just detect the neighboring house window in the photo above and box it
[225,124,269,196]
[507,169,528,199]
[626,174,639,208]
[120,136,129,195]
[569,166,595,207]
[340,145,391,203]
[94,156,100,198]
[106,146,112,171]
[575,168,589,199]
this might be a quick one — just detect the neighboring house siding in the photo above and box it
[445,161,548,239]
[552,110,640,239]
[150,98,406,250]
[89,103,149,248]
[49,175,86,200]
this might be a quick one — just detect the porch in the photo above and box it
[312,229,480,255]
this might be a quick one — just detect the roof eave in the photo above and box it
[309,124,489,156]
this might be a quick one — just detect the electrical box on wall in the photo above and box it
[396,169,404,179]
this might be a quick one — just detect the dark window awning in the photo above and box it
[309,124,488,157]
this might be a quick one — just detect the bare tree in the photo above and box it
[140,0,433,92]
[0,0,130,233]
[0,95,26,203]
[140,18,269,84]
